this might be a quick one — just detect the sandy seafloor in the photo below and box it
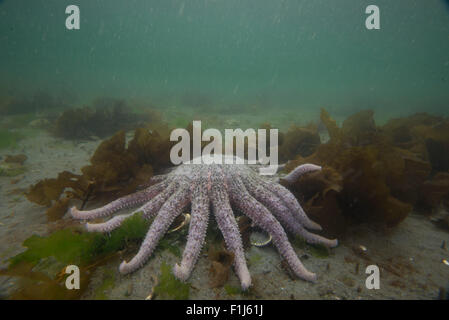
[0,128,449,300]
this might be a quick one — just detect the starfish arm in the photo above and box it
[242,175,298,230]
[210,179,252,290]
[262,179,322,231]
[119,185,190,275]
[281,163,322,185]
[229,177,317,283]
[85,213,135,233]
[294,225,338,248]
[84,182,178,233]
[140,182,178,219]
[150,174,168,183]
[70,180,169,220]
[173,178,210,282]
[242,176,337,248]
[135,174,169,190]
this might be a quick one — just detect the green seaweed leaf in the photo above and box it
[308,243,330,258]
[9,229,102,268]
[100,212,150,255]
[153,261,190,300]
[224,284,252,297]
[8,212,150,269]
[291,236,329,258]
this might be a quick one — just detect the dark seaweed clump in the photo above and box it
[208,246,235,288]
[0,91,65,115]
[284,109,449,237]
[278,123,321,161]
[51,98,161,140]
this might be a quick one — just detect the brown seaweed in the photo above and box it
[285,167,346,238]
[419,172,449,210]
[26,126,174,221]
[208,246,235,288]
[341,110,378,146]
[26,171,88,207]
[278,124,321,162]
[51,98,162,140]
[382,113,449,171]
[284,109,432,229]
[4,154,27,165]
[0,91,64,116]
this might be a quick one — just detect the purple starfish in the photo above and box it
[70,156,337,290]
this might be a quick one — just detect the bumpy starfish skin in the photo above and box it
[70,157,337,290]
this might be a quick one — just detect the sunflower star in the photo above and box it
[70,156,337,290]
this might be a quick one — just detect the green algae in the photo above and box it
[94,269,116,300]
[3,207,198,300]
[8,212,150,273]
[308,243,330,258]
[224,284,242,296]
[154,219,187,258]
[100,212,150,255]
[224,284,253,297]
[291,236,307,249]
[0,129,23,150]
[31,256,67,280]
[153,261,190,300]
[9,229,102,268]
[3,212,151,299]
[291,236,329,258]
[158,238,182,258]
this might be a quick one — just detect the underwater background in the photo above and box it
[0,0,449,300]
[0,0,448,123]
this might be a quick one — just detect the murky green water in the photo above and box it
[1,0,448,120]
